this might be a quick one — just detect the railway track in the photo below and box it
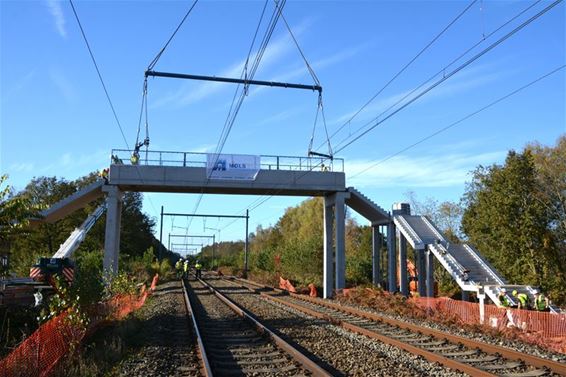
[213,276,566,377]
[181,277,330,376]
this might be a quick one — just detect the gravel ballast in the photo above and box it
[207,278,466,377]
[113,280,201,377]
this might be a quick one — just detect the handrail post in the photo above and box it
[183,153,187,167]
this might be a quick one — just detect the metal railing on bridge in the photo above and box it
[110,149,344,172]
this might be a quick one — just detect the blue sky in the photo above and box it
[1,0,564,253]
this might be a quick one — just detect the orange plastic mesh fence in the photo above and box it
[0,274,159,377]
[411,296,566,354]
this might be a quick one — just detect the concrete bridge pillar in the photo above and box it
[323,195,334,299]
[426,250,435,297]
[103,186,122,276]
[334,193,346,291]
[372,225,382,287]
[387,221,397,293]
[417,249,427,297]
[398,230,408,297]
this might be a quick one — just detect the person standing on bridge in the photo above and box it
[195,260,202,279]
[497,288,511,307]
[533,290,549,312]
[512,290,529,309]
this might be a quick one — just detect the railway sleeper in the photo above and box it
[499,370,549,377]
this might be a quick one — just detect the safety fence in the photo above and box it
[0,274,159,377]
[410,296,566,354]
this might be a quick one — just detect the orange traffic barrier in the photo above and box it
[278,276,297,293]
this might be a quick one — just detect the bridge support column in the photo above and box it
[334,193,346,291]
[417,250,426,297]
[103,186,122,276]
[398,230,408,296]
[426,250,435,297]
[323,195,334,299]
[372,225,381,287]
[387,222,397,293]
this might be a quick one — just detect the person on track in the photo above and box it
[175,259,183,278]
[195,260,202,279]
[183,259,189,278]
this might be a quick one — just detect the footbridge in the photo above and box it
[393,205,561,313]
[35,149,390,298]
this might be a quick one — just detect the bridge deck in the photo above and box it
[108,165,346,196]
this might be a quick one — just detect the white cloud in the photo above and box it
[345,150,505,189]
[49,68,76,102]
[40,150,108,174]
[46,0,67,38]
[8,162,35,173]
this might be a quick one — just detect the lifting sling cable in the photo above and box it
[274,0,332,158]
[134,79,150,158]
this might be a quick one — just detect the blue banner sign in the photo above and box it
[206,153,261,180]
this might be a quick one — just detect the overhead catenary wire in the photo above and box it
[68,0,160,217]
[147,0,199,71]
[325,0,478,145]
[186,0,277,232]
[224,0,562,229]
[68,0,130,150]
[348,64,566,180]
[333,0,563,154]
[315,0,543,153]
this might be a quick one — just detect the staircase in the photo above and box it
[393,214,561,313]
[345,187,389,225]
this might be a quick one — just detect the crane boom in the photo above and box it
[52,203,106,258]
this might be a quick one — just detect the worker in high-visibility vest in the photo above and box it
[195,261,202,279]
[183,259,189,278]
[497,288,511,307]
[512,289,529,309]
[533,290,549,312]
[175,259,183,278]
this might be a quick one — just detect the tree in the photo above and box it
[461,150,563,302]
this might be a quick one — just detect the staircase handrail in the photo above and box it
[462,244,506,285]
[420,216,447,245]
[393,215,424,249]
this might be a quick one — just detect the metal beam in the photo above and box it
[163,212,248,219]
[145,70,322,93]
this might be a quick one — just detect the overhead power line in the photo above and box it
[327,0,478,143]
[348,64,566,180]
[68,0,130,150]
[320,0,543,153]
[147,0,199,71]
[69,0,160,217]
[224,0,562,228]
[334,0,563,154]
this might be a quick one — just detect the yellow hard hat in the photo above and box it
[512,290,518,296]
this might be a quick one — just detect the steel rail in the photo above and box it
[181,278,213,377]
[288,293,566,376]
[220,278,493,377]
[228,277,565,376]
[194,277,332,377]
